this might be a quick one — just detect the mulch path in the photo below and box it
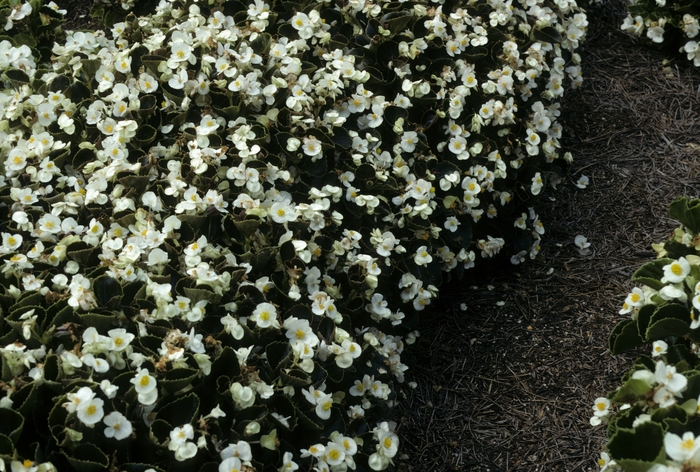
[54,0,700,470]
[395,1,700,471]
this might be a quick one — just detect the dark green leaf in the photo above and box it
[646,318,691,341]
[155,392,200,427]
[607,421,665,467]
[0,408,23,444]
[64,444,109,472]
[669,197,700,234]
[609,319,645,355]
[632,259,673,291]
[612,378,653,403]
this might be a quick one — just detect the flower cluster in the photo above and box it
[621,0,700,66]
[593,198,700,471]
[0,0,586,470]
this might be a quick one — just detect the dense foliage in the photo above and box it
[0,0,586,470]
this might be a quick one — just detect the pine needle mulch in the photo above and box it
[395,2,700,471]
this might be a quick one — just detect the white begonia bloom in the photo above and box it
[169,425,198,461]
[315,393,333,420]
[574,235,590,249]
[108,328,134,352]
[279,451,299,471]
[368,452,390,471]
[575,175,589,189]
[63,386,95,414]
[302,136,323,157]
[219,457,242,472]
[659,284,688,303]
[286,137,301,152]
[377,429,399,458]
[531,172,544,195]
[400,131,418,153]
[664,431,700,462]
[251,302,280,329]
[444,216,460,232]
[592,397,610,418]
[647,25,665,43]
[100,380,119,399]
[103,411,132,440]
[269,202,298,224]
[662,257,691,283]
[77,397,105,426]
[652,340,668,357]
[131,368,158,405]
[414,246,432,266]
[220,440,253,461]
[230,382,256,409]
[221,315,245,340]
[654,360,687,393]
[625,287,645,307]
[323,442,345,466]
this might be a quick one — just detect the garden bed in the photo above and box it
[396,0,700,470]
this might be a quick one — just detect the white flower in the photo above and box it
[652,340,668,357]
[574,235,590,249]
[251,302,280,329]
[77,397,104,426]
[664,431,700,462]
[219,457,242,472]
[413,246,432,266]
[662,257,690,283]
[302,136,323,157]
[315,394,333,420]
[269,202,297,224]
[279,451,299,471]
[131,368,158,405]
[592,397,610,418]
[400,131,418,153]
[531,172,543,195]
[654,360,687,393]
[624,287,645,307]
[575,175,589,189]
[647,26,665,43]
[103,411,132,440]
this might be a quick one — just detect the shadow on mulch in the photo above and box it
[395,1,700,471]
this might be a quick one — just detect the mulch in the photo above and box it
[52,0,700,470]
[395,1,700,471]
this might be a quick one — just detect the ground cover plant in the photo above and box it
[621,0,700,67]
[0,0,588,470]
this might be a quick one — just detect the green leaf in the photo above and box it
[266,341,292,374]
[669,197,700,234]
[0,433,14,456]
[607,421,665,465]
[533,26,562,44]
[0,409,23,444]
[646,318,690,341]
[160,368,199,394]
[612,378,652,403]
[609,319,645,355]
[280,368,311,387]
[632,259,674,291]
[155,392,200,427]
[64,444,110,472]
[79,313,117,333]
[149,419,171,446]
